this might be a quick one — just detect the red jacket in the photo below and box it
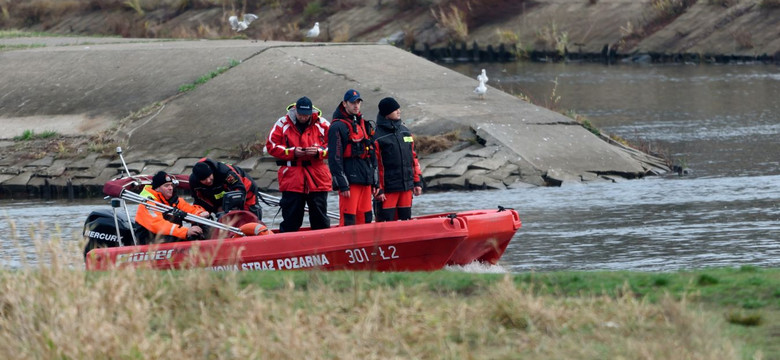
[135,186,206,240]
[266,105,332,193]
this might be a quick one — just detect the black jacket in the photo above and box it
[328,103,377,191]
[373,113,422,193]
[188,158,257,213]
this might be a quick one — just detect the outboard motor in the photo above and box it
[82,209,148,257]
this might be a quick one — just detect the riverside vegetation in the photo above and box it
[1,228,778,359]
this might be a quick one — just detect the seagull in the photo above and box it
[306,22,320,39]
[474,78,487,99]
[229,13,258,32]
[477,69,488,83]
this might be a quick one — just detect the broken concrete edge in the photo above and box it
[0,139,666,200]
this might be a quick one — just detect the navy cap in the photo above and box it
[295,96,313,115]
[343,89,362,103]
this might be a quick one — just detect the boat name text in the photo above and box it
[116,249,174,264]
[211,254,331,271]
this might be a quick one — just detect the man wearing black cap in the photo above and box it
[266,96,332,232]
[372,97,423,221]
[135,171,208,242]
[189,158,263,219]
[328,88,378,226]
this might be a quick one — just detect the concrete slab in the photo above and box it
[471,156,508,171]
[140,164,167,175]
[438,157,479,177]
[72,157,110,178]
[42,159,71,177]
[426,176,467,190]
[0,39,269,121]
[167,157,202,175]
[4,171,34,186]
[26,156,55,167]
[66,154,99,170]
[0,174,15,185]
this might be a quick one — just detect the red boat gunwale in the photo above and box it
[86,216,469,272]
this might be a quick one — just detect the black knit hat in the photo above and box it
[378,97,400,117]
[191,162,213,181]
[151,171,172,189]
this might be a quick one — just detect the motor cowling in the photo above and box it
[82,209,147,257]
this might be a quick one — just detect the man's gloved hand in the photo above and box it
[163,208,186,224]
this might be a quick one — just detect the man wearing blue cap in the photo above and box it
[328,89,378,226]
[266,96,332,232]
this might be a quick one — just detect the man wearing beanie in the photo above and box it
[328,89,378,226]
[135,171,209,242]
[189,158,263,219]
[266,96,332,232]
[372,97,423,221]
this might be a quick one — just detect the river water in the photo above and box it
[2,62,779,272]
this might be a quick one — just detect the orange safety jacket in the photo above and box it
[266,104,332,193]
[135,186,206,240]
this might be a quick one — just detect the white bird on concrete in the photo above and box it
[474,78,487,99]
[229,13,258,32]
[306,22,320,39]
[477,69,488,84]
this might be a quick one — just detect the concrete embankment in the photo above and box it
[0,38,667,199]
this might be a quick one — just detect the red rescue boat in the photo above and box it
[86,216,468,271]
[83,175,521,271]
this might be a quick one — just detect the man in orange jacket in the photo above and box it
[135,171,210,242]
[266,96,332,232]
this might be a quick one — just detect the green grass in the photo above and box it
[0,30,55,38]
[12,129,59,141]
[0,43,46,51]
[178,59,241,93]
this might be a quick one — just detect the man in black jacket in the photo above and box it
[189,158,263,219]
[328,89,378,226]
[372,97,422,221]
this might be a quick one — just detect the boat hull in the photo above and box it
[416,208,521,265]
[86,216,469,271]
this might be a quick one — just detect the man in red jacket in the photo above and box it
[266,96,332,232]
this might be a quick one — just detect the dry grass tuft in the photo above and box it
[414,130,461,155]
[733,29,754,49]
[534,21,569,55]
[331,23,350,43]
[431,4,468,43]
